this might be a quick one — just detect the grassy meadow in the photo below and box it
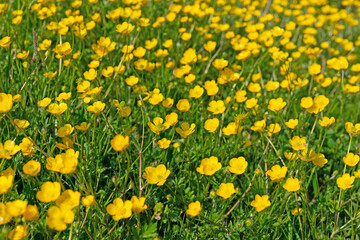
[0,0,360,239]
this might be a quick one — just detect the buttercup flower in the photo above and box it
[176,99,191,112]
[289,136,307,151]
[7,225,28,240]
[228,157,248,175]
[111,134,129,152]
[47,206,74,231]
[251,195,271,212]
[0,93,13,113]
[343,153,359,167]
[176,122,196,138]
[36,182,61,202]
[196,156,222,176]
[130,196,147,214]
[143,164,170,186]
[337,173,355,190]
[23,160,41,176]
[216,183,236,199]
[204,118,220,133]
[207,100,226,114]
[268,98,286,112]
[106,198,132,221]
[283,178,300,192]
[0,168,14,194]
[266,165,287,182]
[82,195,95,207]
[319,117,335,127]
[186,201,202,217]
[23,205,39,221]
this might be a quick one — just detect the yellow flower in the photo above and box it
[47,103,68,116]
[82,195,95,207]
[165,112,178,126]
[161,98,174,108]
[250,120,266,132]
[176,99,191,112]
[6,200,27,217]
[251,195,271,212]
[111,134,129,152]
[247,82,261,93]
[216,183,236,199]
[23,205,39,221]
[22,160,41,176]
[228,157,248,175]
[318,117,335,127]
[0,168,14,194]
[235,90,247,103]
[46,149,79,174]
[125,76,139,86]
[39,39,51,50]
[12,94,21,102]
[308,63,321,75]
[106,198,132,221]
[207,100,225,114]
[19,137,35,156]
[56,92,71,102]
[343,153,359,167]
[284,152,299,161]
[116,22,135,35]
[36,182,61,202]
[47,206,74,231]
[145,38,158,50]
[13,119,29,131]
[7,225,28,240]
[268,98,286,112]
[148,117,170,135]
[0,202,12,225]
[16,50,29,60]
[186,201,202,217]
[204,41,216,53]
[130,196,147,214]
[291,208,303,216]
[56,190,81,210]
[0,36,11,48]
[204,80,219,96]
[345,122,360,136]
[87,101,105,114]
[53,42,72,58]
[212,58,228,70]
[245,98,258,109]
[0,140,20,159]
[266,165,287,182]
[75,122,90,131]
[196,156,222,176]
[143,164,170,186]
[300,95,329,114]
[158,138,171,149]
[189,85,204,99]
[204,118,219,133]
[176,122,195,138]
[84,68,97,81]
[148,89,164,105]
[268,123,281,136]
[354,169,360,178]
[0,93,13,113]
[283,178,300,192]
[37,97,51,107]
[58,124,74,138]
[289,136,307,151]
[306,150,328,167]
[337,173,355,190]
